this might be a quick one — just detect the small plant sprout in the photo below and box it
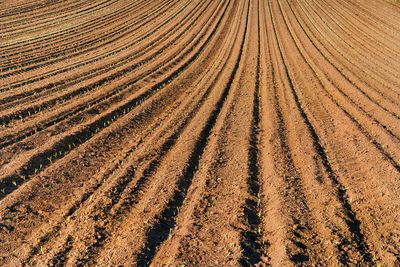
[12,181,17,187]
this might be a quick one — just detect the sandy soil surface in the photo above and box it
[0,0,399,266]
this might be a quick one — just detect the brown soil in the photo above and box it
[1,0,399,266]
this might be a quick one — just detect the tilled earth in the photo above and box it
[0,0,399,266]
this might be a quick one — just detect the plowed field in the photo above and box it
[1,0,399,266]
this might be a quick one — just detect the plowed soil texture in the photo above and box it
[0,0,399,266]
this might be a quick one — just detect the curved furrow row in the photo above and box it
[0,0,145,53]
[270,0,399,264]
[2,0,234,266]
[0,0,231,264]
[0,0,85,23]
[0,0,116,37]
[272,0,400,171]
[0,0,223,200]
[304,0,400,86]
[270,2,374,263]
[1,0,399,266]
[332,1,399,47]
[0,0,199,125]
[317,0,400,60]
[0,0,150,60]
[0,0,174,74]
[2,0,208,151]
[291,0,400,104]
[0,0,185,92]
[352,0,400,28]
[0,0,205,110]
[0,0,66,18]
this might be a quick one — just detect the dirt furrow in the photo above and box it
[1,0,117,39]
[0,0,222,200]
[77,1,247,265]
[0,0,185,93]
[2,0,152,64]
[239,1,266,265]
[0,0,214,154]
[0,0,233,264]
[272,0,400,171]
[327,0,400,50]
[0,0,202,127]
[299,0,400,95]
[1,0,399,265]
[270,0,400,264]
[272,2,374,263]
[0,0,174,76]
[280,0,400,125]
[1,0,160,68]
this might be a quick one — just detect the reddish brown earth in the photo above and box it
[0,0,399,266]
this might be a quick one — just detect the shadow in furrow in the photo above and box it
[0,0,202,100]
[271,0,374,263]
[239,0,267,265]
[266,1,314,263]
[276,0,400,172]
[76,227,107,267]
[0,0,229,201]
[50,236,74,267]
[16,1,232,264]
[0,0,174,75]
[135,1,250,265]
